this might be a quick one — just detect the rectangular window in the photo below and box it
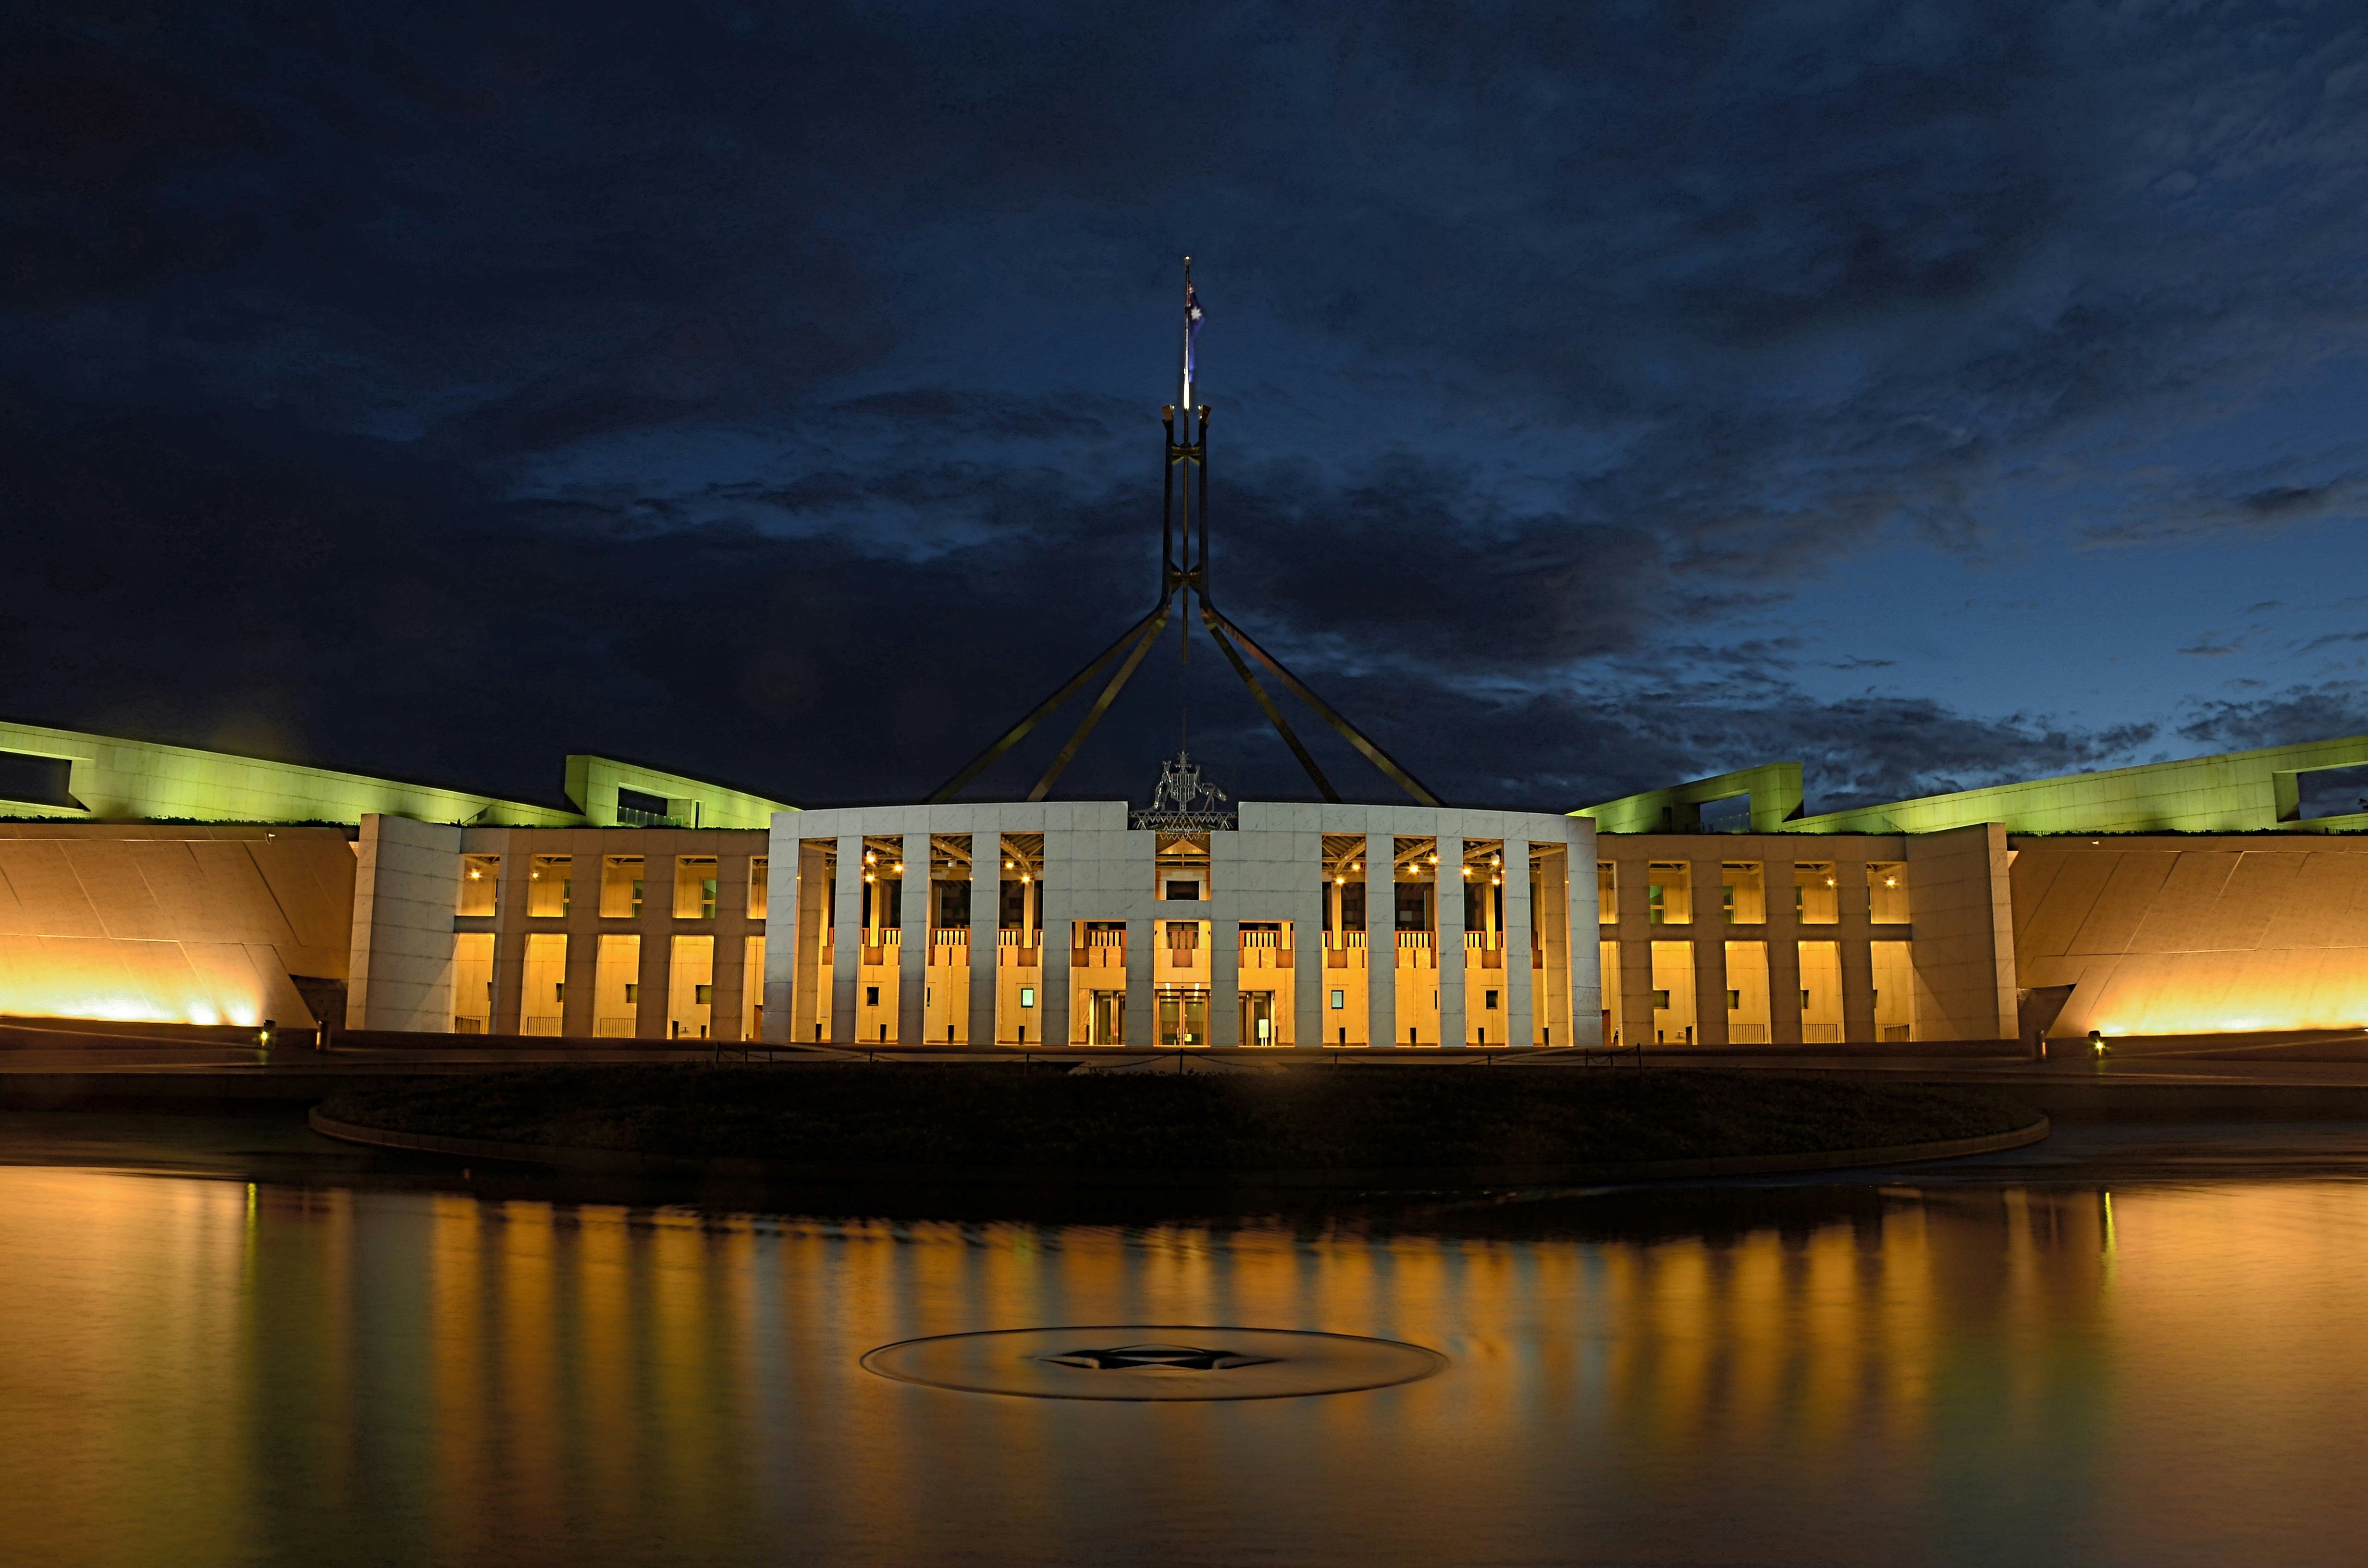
[616,786,674,826]
[1867,862,1909,924]
[1798,940,1843,1043]
[594,934,640,1037]
[1649,940,1697,1044]
[1721,862,1765,924]
[1598,861,1616,924]
[1020,986,1036,1009]
[743,934,765,1040]
[453,932,494,1032]
[521,932,568,1036]
[1484,989,1500,1010]
[527,854,571,918]
[1646,862,1692,924]
[1725,940,1771,1044]
[1331,989,1345,1009]
[457,854,499,917]
[601,856,645,919]
[865,985,880,1007]
[1794,863,1838,925]
[748,858,769,921]
[669,934,715,1040]
[675,856,719,919]
[1872,939,1914,1041]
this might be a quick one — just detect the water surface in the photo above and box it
[2,1123,2365,1567]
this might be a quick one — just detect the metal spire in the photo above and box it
[926,259,1441,808]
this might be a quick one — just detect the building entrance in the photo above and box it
[1157,986,1209,1047]
[1088,991,1125,1045]
[1240,991,1275,1046]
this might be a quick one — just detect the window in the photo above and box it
[1598,861,1616,923]
[1725,940,1772,1045]
[1020,986,1036,1009]
[748,858,768,920]
[1484,989,1500,1010]
[594,934,640,1037]
[616,786,676,826]
[1872,940,1914,1041]
[601,856,645,919]
[1798,940,1843,1042]
[1721,862,1765,924]
[865,985,880,1007]
[1331,989,1345,1010]
[521,933,567,1036]
[1794,863,1838,925]
[1166,880,1201,901]
[1646,862,1691,924]
[1650,940,1696,1044]
[675,856,718,919]
[457,854,499,917]
[1867,862,1909,924]
[527,854,570,918]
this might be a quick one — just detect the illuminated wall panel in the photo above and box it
[2015,838,2368,1036]
[0,825,352,1029]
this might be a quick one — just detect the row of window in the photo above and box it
[1599,860,1910,925]
[1607,937,1918,1046]
[453,931,764,1039]
[457,854,768,920]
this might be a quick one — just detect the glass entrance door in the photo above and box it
[1157,987,1208,1046]
[1240,991,1274,1046]
[1089,991,1125,1045]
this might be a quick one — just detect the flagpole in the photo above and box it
[1180,254,1193,415]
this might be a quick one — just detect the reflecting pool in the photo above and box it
[3,1138,2367,1566]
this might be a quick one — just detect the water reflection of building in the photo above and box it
[7,713,2368,1048]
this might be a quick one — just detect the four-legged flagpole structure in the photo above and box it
[928,257,1443,807]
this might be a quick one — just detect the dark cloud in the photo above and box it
[2177,685,2368,754]
[2,2,2365,810]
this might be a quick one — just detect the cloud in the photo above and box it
[2177,684,2368,753]
[6,3,2368,811]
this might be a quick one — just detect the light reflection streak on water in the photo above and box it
[1,1171,2367,1567]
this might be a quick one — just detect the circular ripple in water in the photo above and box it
[860,1325,1447,1401]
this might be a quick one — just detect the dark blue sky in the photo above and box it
[5,2,2366,812]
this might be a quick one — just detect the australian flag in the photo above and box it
[1185,279,1205,382]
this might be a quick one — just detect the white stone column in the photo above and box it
[898,832,927,1044]
[1437,833,1466,1047]
[1209,913,1239,1046]
[1505,840,1535,1046]
[831,832,863,1044]
[1569,825,1601,1046]
[967,826,997,1046]
[1126,914,1156,1047]
[762,820,799,1042]
[1365,828,1395,1048]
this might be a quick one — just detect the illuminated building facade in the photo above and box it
[6,717,2368,1046]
